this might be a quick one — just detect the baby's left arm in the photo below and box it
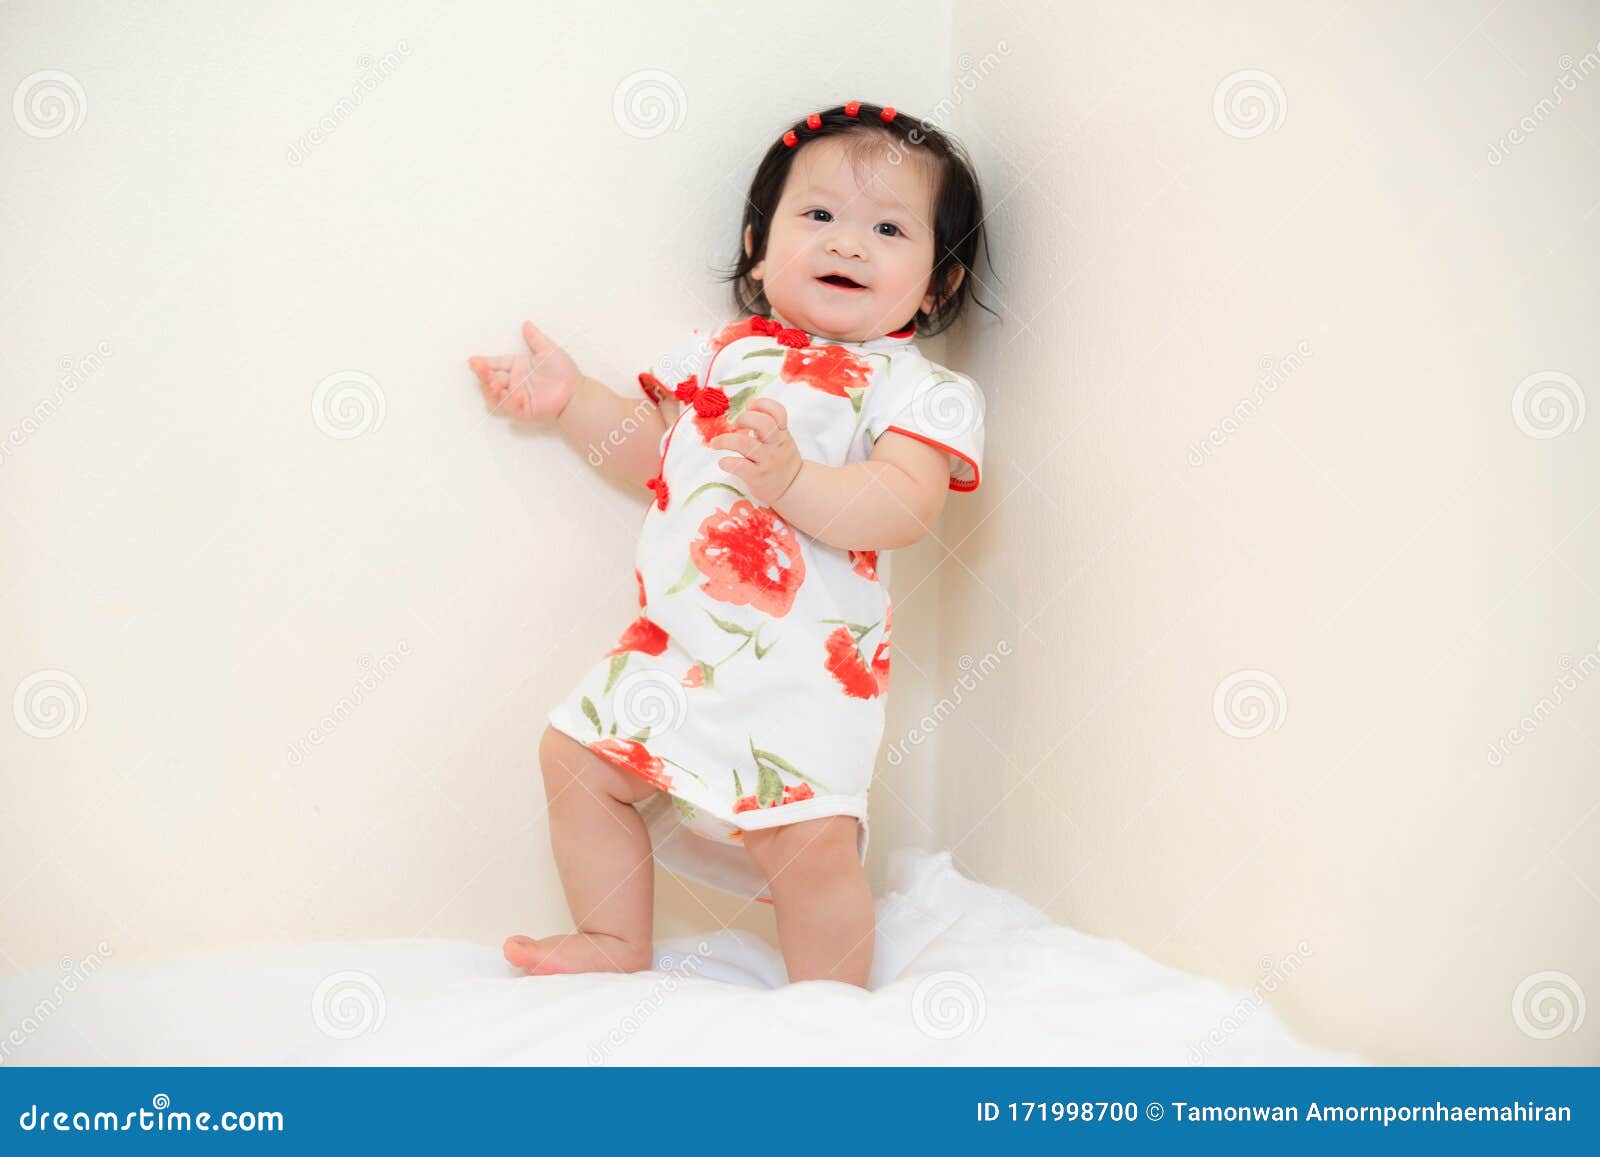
[710,399,949,551]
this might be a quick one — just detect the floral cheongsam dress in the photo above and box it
[546,309,985,904]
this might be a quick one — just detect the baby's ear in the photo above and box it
[743,224,754,259]
[922,264,965,313]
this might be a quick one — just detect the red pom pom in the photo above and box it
[782,129,798,148]
[751,317,776,335]
[692,386,729,417]
[806,112,821,130]
[879,105,896,123]
[673,376,698,403]
[776,327,809,348]
[645,475,669,510]
[844,101,860,118]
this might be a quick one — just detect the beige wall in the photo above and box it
[936,1,1599,1063]
[3,1,1596,1065]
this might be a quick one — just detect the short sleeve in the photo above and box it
[863,357,986,492]
[637,325,715,421]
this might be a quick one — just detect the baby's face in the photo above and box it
[745,135,946,342]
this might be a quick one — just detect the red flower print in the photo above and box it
[733,781,815,813]
[682,664,705,688]
[607,616,668,657]
[688,499,806,618]
[780,344,871,397]
[870,602,892,690]
[692,410,736,443]
[710,317,767,359]
[824,626,881,699]
[850,550,878,581]
[634,568,647,608]
[587,737,673,793]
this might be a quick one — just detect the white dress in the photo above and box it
[546,310,985,904]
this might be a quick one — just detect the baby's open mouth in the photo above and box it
[818,274,867,291]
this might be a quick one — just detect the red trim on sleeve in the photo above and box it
[881,424,980,492]
[638,371,669,406]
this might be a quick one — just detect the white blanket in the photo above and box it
[0,850,1364,1065]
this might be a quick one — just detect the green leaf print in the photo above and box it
[752,622,777,659]
[581,696,601,735]
[665,557,700,595]
[682,480,746,507]
[717,370,770,387]
[756,760,784,808]
[741,348,784,360]
[628,725,652,743]
[602,651,629,695]
[731,767,745,799]
[848,387,865,416]
[673,796,697,820]
[703,608,752,637]
[750,740,832,792]
[726,384,760,416]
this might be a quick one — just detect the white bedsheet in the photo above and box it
[0,850,1365,1065]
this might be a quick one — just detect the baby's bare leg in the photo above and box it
[504,725,659,975]
[742,815,874,987]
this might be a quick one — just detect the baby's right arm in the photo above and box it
[467,320,667,491]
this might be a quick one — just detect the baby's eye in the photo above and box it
[875,223,902,237]
[805,209,832,223]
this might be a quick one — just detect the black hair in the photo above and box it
[715,102,999,337]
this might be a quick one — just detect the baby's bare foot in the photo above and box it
[502,932,652,976]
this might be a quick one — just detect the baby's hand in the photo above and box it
[710,398,804,504]
[466,321,582,421]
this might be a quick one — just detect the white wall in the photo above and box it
[3,0,1596,1065]
[938,0,1599,1063]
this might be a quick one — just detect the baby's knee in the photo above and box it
[745,815,861,887]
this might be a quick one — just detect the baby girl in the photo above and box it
[466,101,990,988]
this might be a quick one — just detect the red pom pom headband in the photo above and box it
[782,101,897,148]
